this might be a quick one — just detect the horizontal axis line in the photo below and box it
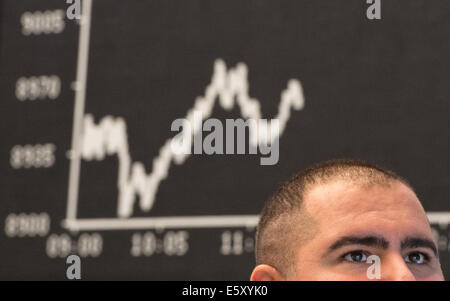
[62,215,260,231]
[62,212,450,231]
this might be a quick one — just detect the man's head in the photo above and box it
[251,159,444,281]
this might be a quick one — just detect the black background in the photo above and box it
[0,0,449,280]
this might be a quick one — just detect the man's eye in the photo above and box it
[343,251,368,263]
[404,252,427,264]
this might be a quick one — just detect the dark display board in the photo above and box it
[0,0,449,280]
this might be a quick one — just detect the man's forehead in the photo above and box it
[302,179,426,223]
[298,180,434,248]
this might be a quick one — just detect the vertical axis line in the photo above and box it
[66,0,93,222]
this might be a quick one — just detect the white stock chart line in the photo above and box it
[63,0,449,232]
[63,0,304,231]
[80,60,304,219]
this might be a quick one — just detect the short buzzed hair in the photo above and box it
[255,158,414,277]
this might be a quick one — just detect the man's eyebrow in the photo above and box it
[401,237,438,257]
[327,235,389,252]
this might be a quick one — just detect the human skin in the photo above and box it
[250,180,444,281]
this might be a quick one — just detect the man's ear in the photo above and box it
[250,264,285,281]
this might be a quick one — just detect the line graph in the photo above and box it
[80,60,304,218]
[62,0,305,231]
[63,0,450,232]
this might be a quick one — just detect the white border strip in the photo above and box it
[427,212,450,225]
